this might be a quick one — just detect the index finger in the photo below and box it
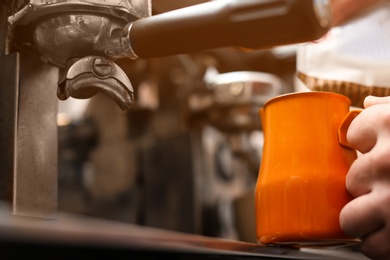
[364,95,390,108]
[346,107,380,153]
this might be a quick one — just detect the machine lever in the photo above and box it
[112,0,331,59]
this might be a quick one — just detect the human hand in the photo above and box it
[330,0,381,26]
[340,95,390,260]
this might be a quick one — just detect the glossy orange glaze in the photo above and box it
[255,92,358,246]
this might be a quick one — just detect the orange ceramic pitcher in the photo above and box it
[255,91,360,246]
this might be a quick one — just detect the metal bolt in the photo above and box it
[92,57,113,77]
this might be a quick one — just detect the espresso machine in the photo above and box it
[1,0,329,217]
[0,0,368,259]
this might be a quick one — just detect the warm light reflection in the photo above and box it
[57,113,72,126]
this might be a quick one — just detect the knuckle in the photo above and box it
[339,203,357,236]
[345,160,370,197]
[375,190,390,216]
[379,109,390,128]
[370,147,390,174]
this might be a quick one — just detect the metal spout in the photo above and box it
[58,56,134,110]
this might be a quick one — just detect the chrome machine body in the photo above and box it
[0,0,151,218]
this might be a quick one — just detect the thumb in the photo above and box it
[364,95,390,108]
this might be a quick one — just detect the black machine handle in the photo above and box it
[118,0,331,59]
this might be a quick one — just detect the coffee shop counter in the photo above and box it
[0,212,368,259]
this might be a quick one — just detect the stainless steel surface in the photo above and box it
[191,71,283,133]
[14,52,59,218]
[8,0,151,26]
[118,22,139,59]
[207,71,282,107]
[7,0,146,111]
[0,212,367,259]
[0,53,19,208]
[8,0,152,68]
[0,52,58,218]
[32,14,128,68]
[58,56,134,110]
[9,0,329,64]
[6,0,326,112]
[0,1,8,56]
[118,0,331,59]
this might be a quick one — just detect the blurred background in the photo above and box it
[56,0,297,243]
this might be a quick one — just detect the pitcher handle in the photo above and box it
[338,110,362,149]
